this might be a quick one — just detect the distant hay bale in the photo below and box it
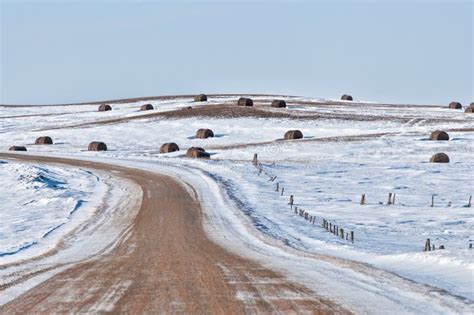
[465,107,474,113]
[284,130,303,140]
[430,153,449,163]
[88,141,107,151]
[429,130,449,141]
[196,128,214,139]
[9,146,27,151]
[194,94,208,102]
[341,94,353,101]
[448,102,462,109]
[271,100,287,108]
[186,147,210,159]
[237,97,253,106]
[160,142,179,153]
[140,104,154,111]
[35,136,53,145]
[98,104,112,112]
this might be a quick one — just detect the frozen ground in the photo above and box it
[1,95,473,310]
[0,160,109,264]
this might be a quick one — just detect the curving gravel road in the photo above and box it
[0,154,345,314]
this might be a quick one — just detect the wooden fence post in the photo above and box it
[392,193,396,205]
[289,195,294,206]
[360,194,365,205]
[276,182,279,192]
[281,187,285,196]
[340,228,344,239]
[252,153,258,165]
[387,193,392,205]
[350,231,354,243]
[468,195,472,207]
[424,238,431,251]
[431,195,434,207]
[329,223,332,232]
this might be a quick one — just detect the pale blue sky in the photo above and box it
[1,0,472,105]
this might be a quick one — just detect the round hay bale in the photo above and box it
[160,142,180,153]
[448,102,462,109]
[186,147,210,159]
[98,104,112,112]
[341,94,353,101]
[271,100,287,108]
[237,97,253,106]
[196,128,214,139]
[429,130,449,141]
[284,130,303,140]
[88,141,107,151]
[194,94,208,102]
[35,136,53,145]
[9,146,27,151]
[430,153,449,163]
[140,104,154,111]
[465,107,474,113]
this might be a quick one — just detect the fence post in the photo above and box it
[360,194,365,205]
[350,231,354,243]
[387,193,392,205]
[276,182,279,192]
[468,195,472,207]
[431,195,434,207]
[392,193,396,205]
[281,187,285,196]
[329,223,332,232]
[424,238,431,251]
[294,206,298,214]
[252,153,258,165]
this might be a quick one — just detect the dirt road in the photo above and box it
[0,154,345,314]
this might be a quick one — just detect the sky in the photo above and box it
[0,0,472,105]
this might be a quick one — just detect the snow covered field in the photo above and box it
[1,95,473,311]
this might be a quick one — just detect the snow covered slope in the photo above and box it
[0,160,109,263]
